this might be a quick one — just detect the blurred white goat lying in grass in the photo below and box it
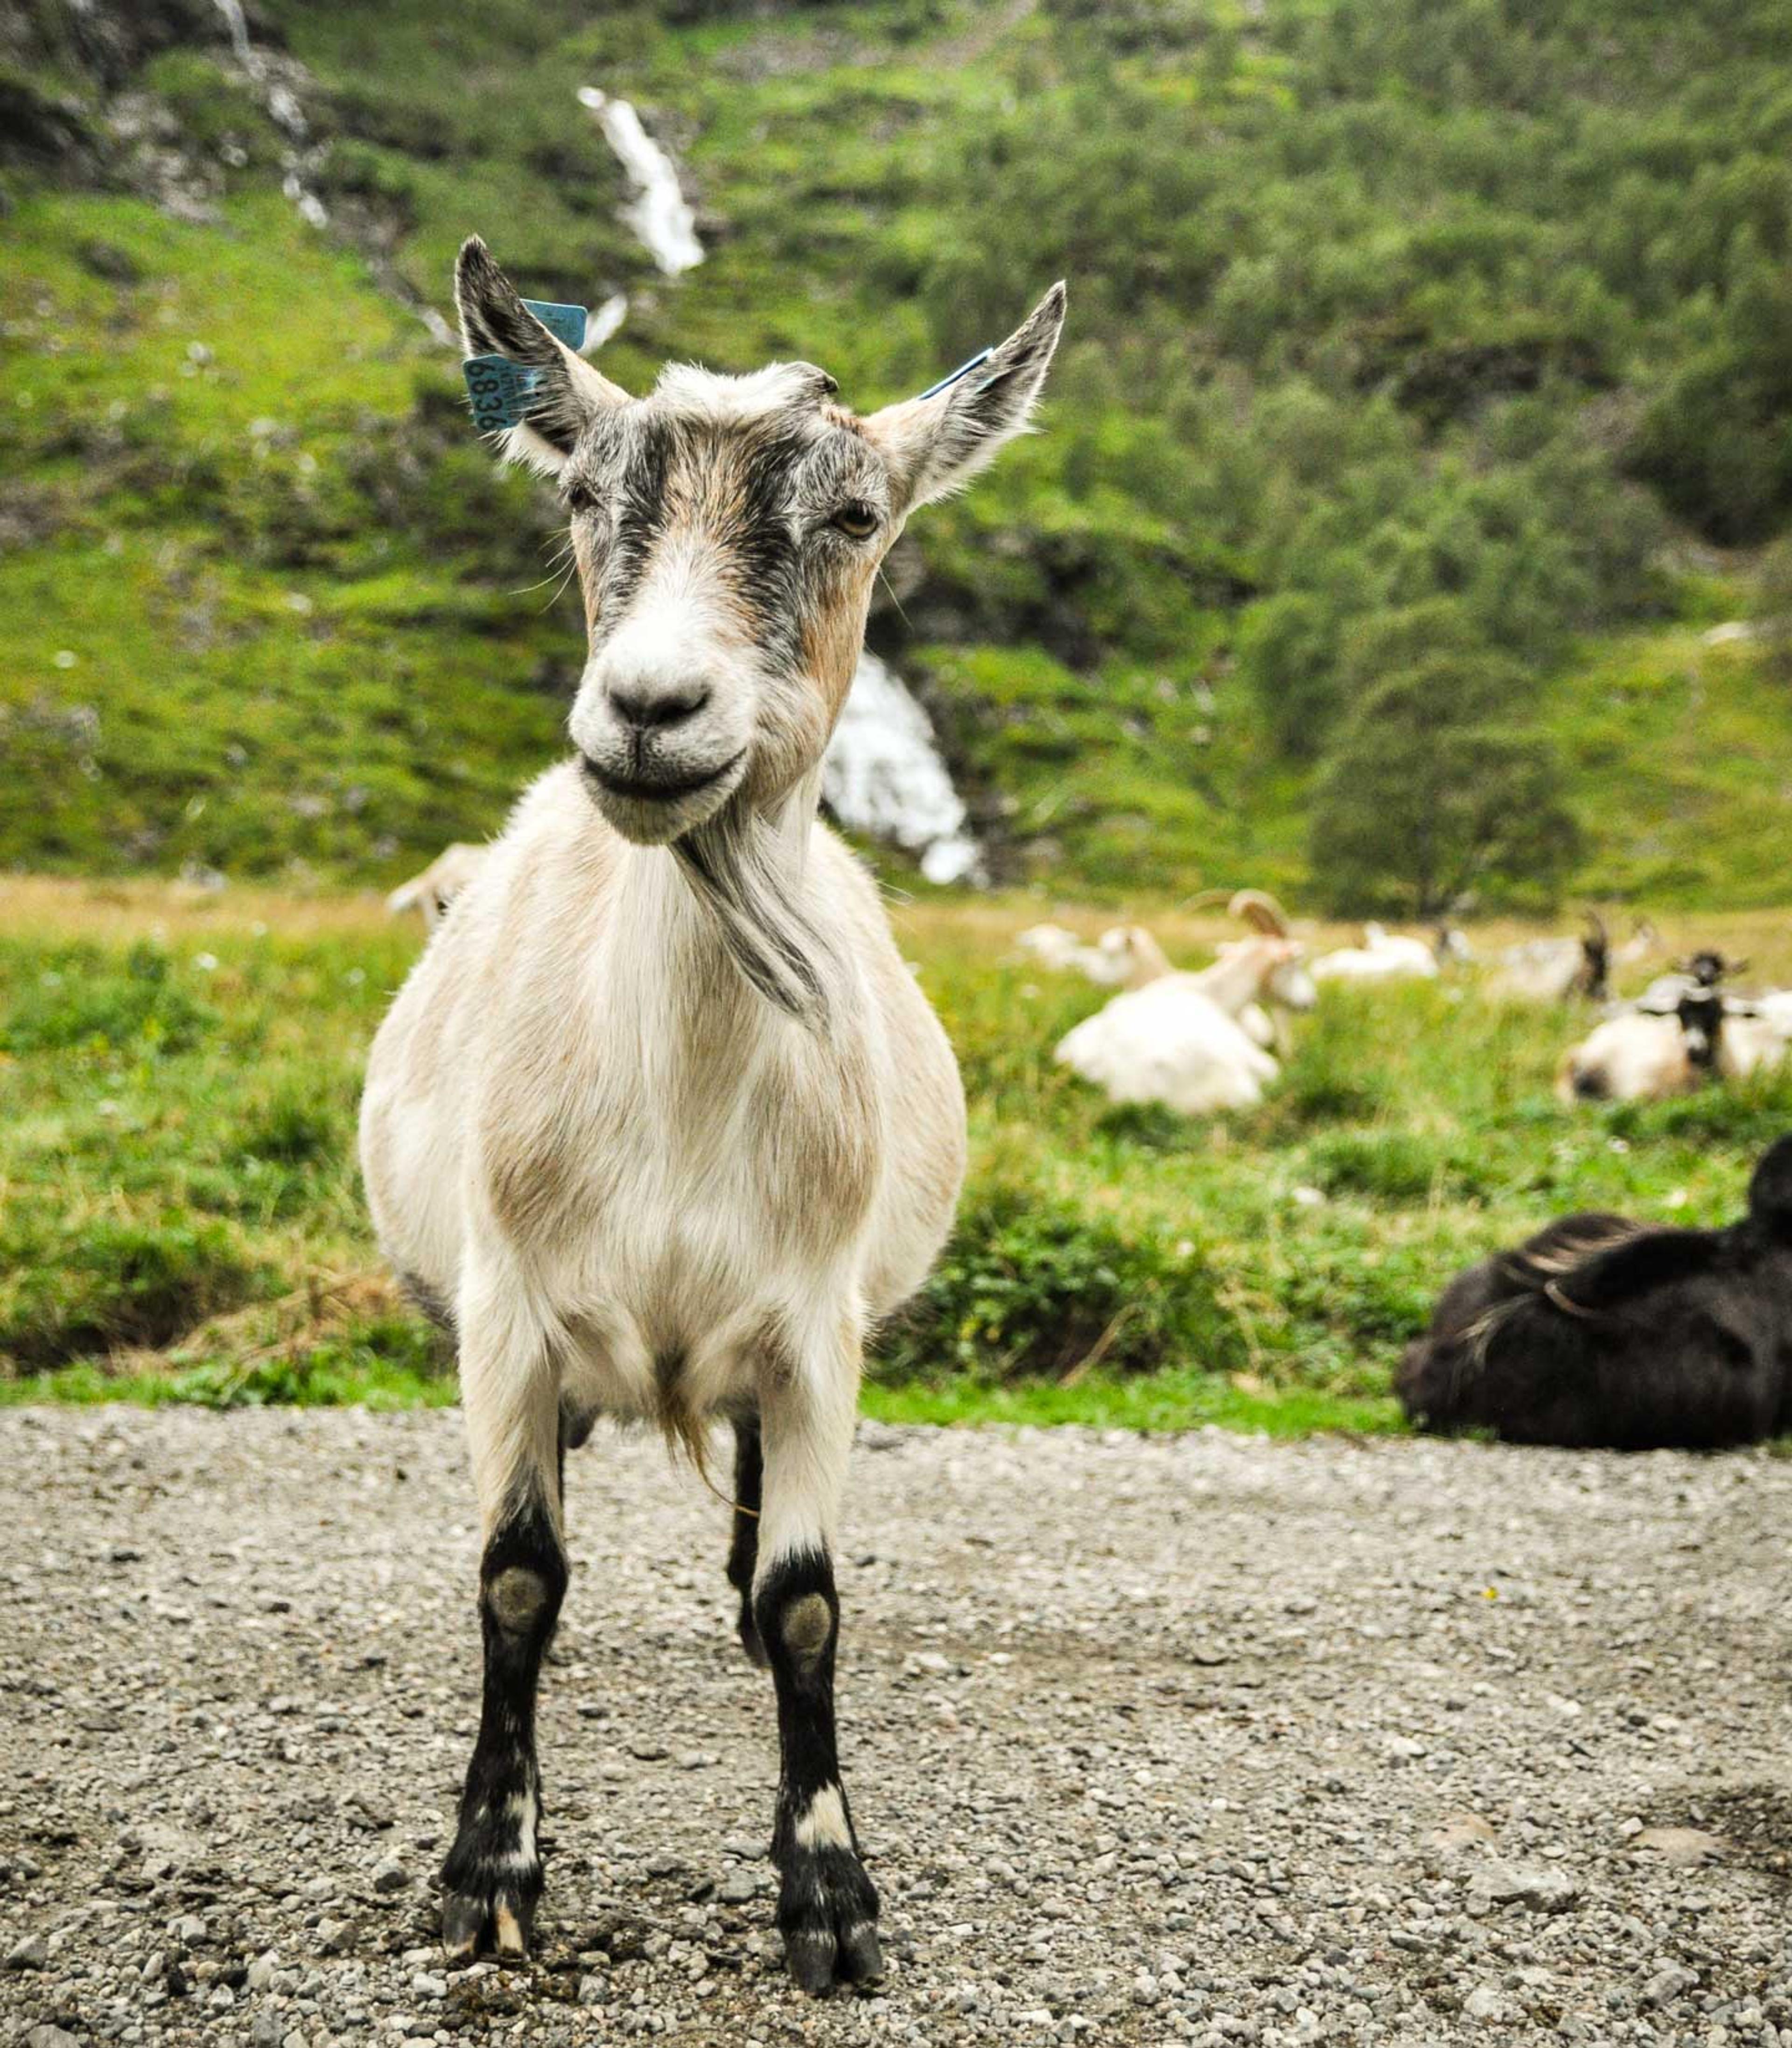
[1051,892,1314,1114]
[1310,922,1439,984]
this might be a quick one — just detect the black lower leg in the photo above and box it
[726,1417,764,1665]
[441,1491,567,1958]
[752,1548,881,1993]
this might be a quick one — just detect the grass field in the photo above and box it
[6,875,1790,1433]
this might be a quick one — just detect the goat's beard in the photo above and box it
[672,795,833,1027]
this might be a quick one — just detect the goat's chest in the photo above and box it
[481,989,883,1305]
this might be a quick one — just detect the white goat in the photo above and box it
[1056,978,1278,1114]
[385,841,490,930]
[359,238,1064,1991]
[1053,896,1307,1115]
[1557,1008,1699,1104]
[1050,890,1316,1112]
[1311,922,1439,984]
[1014,920,1171,988]
[1013,921,1087,972]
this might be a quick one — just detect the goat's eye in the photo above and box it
[565,482,599,517]
[830,501,879,541]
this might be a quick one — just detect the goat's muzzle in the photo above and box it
[576,748,747,844]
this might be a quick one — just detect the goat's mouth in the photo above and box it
[577,750,746,841]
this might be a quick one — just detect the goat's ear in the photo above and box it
[863,281,1066,513]
[455,237,627,476]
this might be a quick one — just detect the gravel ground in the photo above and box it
[3,1409,1792,2048]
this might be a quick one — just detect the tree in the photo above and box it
[1307,654,1582,916]
[1235,589,1346,758]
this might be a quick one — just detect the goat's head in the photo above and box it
[1093,925,1174,987]
[456,238,1065,850]
[1264,941,1317,1013]
[1215,935,1315,1012]
[1222,890,1315,1007]
[1676,988,1725,1070]
[1680,948,1739,988]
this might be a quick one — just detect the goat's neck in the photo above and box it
[605,767,833,1046]
[1193,944,1269,1015]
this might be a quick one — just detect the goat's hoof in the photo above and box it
[777,1848,882,1995]
[441,1880,538,1963]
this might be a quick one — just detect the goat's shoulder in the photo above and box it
[1543,1220,1727,1315]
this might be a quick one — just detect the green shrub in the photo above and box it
[162,1316,447,1409]
[1094,1102,1204,1152]
[1251,1009,1393,1133]
[875,1183,1244,1383]
[234,1084,348,1167]
[0,1216,266,1370]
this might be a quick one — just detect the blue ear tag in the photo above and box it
[519,298,588,350]
[916,347,993,401]
[461,299,590,432]
[462,354,541,432]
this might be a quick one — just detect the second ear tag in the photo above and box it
[519,299,588,351]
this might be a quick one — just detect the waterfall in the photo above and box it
[210,0,254,68]
[576,88,703,277]
[823,652,983,886]
[209,0,329,229]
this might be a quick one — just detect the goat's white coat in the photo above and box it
[1556,1010,1692,1104]
[1055,977,1279,1114]
[1311,924,1439,984]
[1557,1005,1788,1102]
[361,765,965,1534]
[1490,936,1588,1003]
[363,259,1063,1585]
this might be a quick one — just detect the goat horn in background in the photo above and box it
[1228,888,1290,937]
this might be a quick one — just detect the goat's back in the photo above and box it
[1400,1214,1792,1449]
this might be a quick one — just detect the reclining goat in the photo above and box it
[1398,1136,1792,1448]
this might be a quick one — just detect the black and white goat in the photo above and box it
[359,239,1064,1990]
[1398,1136,1792,1448]
[1558,957,1786,1103]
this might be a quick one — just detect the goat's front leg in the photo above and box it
[752,1343,881,1994]
[441,1281,566,1960]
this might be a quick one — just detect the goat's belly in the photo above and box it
[543,1157,874,1424]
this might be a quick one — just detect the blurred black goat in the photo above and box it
[1398,1137,1792,1448]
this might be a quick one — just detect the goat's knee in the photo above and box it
[485,1561,557,1639]
[479,1503,567,1642]
[753,1552,839,1689]
[779,1591,834,1672]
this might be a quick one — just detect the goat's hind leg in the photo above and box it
[441,1286,567,1959]
[752,1344,881,1994]
[725,1412,767,1667]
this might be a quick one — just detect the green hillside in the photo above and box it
[4,0,1791,906]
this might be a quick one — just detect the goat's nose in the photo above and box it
[607,678,711,732]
